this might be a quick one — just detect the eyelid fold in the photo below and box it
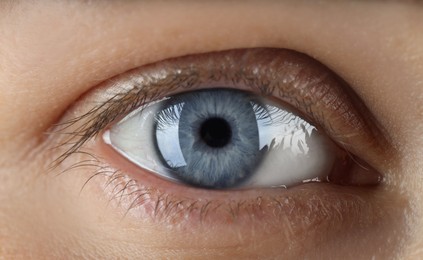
[55,48,391,173]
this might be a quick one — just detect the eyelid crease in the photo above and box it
[52,48,391,171]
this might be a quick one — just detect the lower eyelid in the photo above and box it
[45,122,407,257]
[60,137,408,259]
[90,136,375,225]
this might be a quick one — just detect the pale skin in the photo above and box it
[0,1,422,259]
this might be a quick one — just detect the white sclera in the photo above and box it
[105,100,181,182]
[104,95,337,188]
[244,103,335,187]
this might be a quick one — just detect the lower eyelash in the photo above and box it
[55,144,378,233]
[57,142,277,225]
[60,154,208,223]
[54,145,218,222]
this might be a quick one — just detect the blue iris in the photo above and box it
[155,89,264,189]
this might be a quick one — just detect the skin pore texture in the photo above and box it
[0,1,422,259]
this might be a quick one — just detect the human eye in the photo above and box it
[53,47,388,229]
[100,49,382,190]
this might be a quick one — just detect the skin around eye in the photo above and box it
[2,1,421,259]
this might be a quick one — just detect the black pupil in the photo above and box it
[200,117,232,148]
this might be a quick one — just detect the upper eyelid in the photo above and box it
[5,1,416,157]
[51,48,392,169]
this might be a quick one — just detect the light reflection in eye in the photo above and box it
[104,88,339,189]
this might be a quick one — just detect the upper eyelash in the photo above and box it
[52,89,146,165]
[50,58,273,167]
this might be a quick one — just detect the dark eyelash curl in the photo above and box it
[51,69,201,167]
